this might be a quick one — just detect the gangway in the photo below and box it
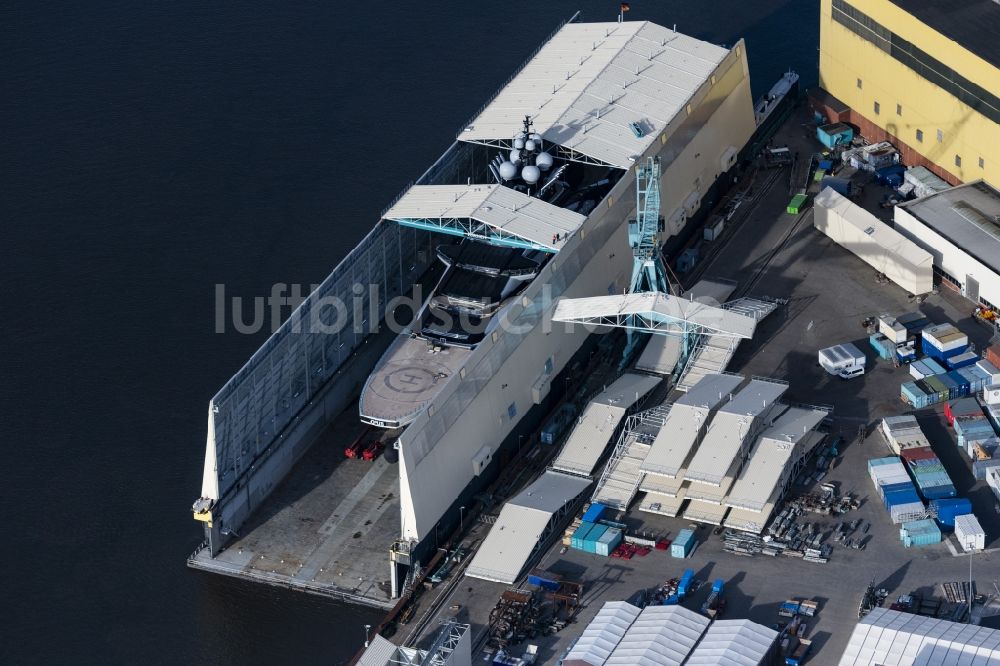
[676,297,782,391]
[591,405,671,510]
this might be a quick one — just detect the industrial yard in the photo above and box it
[399,105,1000,666]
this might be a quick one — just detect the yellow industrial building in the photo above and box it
[817,0,1000,189]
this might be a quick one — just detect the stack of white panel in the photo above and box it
[955,514,985,552]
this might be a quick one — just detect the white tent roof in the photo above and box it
[465,470,591,583]
[459,21,729,169]
[551,373,661,476]
[685,379,788,486]
[382,184,586,251]
[816,188,933,269]
[641,373,745,478]
[552,292,758,338]
[839,607,1000,665]
[357,635,398,666]
[564,601,642,666]
[686,619,778,666]
[726,408,827,512]
[605,605,709,666]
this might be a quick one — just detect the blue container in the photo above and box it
[885,488,921,508]
[582,503,606,524]
[571,522,595,550]
[527,570,562,590]
[879,481,914,497]
[870,333,895,361]
[817,122,854,148]
[922,358,947,375]
[931,498,973,528]
[937,373,960,399]
[584,524,608,553]
[946,371,970,397]
[671,529,696,558]
[901,382,932,408]
[947,352,979,370]
[922,339,968,362]
[900,518,941,548]
[918,484,957,500]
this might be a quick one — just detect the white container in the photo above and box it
[910,363,928,380]
[982,382,1000,405]
[954,514,985,551]
[879,316,907,344]
[703,218,725,241]
[922,324,968,353]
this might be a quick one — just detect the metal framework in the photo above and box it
[393,217,554,253]
[592,405,672,510]
[459,137,617,168]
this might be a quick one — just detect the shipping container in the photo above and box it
[571,522,597,550]
[947,352,979,370]
[703,217,725,241]
[901,382,932,408]
[583,523,608,553]
[922,358,947,375]
[955,514,985,551]
[958,366,989,393]
[946,397,983,426]
[817,122,854,148]
[672,529,696,558]
[986,344,1000,370]
[901,446,937,463]
[922,339,968,362]
[582,503,606,524]
[909,360,931,380]
[900,519,941,548]
[595,527,622,556]
[869,333,896,361]
[976,358,1000,386]
[930,498,973,528]
[787,193,809,215]
[922,324,969,352]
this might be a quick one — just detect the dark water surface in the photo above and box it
[1,1,817,662]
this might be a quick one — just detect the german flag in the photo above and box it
[620,2,631,11]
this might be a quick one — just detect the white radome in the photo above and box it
[521,165,541,184]
[498,161,518,180]
[536,152,554,170]
[513,138,525,150]
[524,139,536,151]
[509,149,521,163]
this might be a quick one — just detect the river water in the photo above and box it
[1,0,817,662]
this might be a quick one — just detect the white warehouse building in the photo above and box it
[894,180,1000,310]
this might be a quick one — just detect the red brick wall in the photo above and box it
[847,110,961,186]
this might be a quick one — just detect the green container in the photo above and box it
[787,193,809,215]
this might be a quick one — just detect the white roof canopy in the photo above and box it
[564,601,642,666]
[686,619,778,666]
[685,379,788,486]
[382,184,586,252]
[640,373,745,478]
[605,605,709,666]
[726,408,827,512]
[551,373,661,476]
[840,608,1000,665]
[553,292,758,338]
[459,21,729,168]
[465,470,590,584]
